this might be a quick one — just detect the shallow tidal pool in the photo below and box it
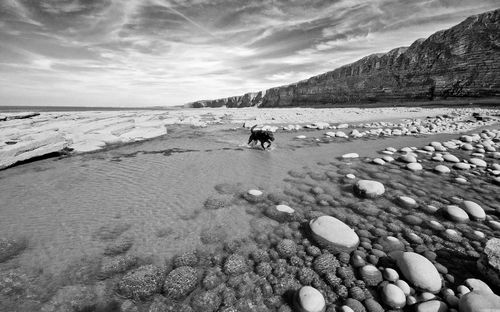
[0,125,499,311]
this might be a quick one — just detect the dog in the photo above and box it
[247,125,275,150]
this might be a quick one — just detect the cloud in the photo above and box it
[0,0,498,106]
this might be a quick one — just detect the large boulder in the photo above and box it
[353,180,385,198]
[477,238,500,287]
[458,291,500,312]
[394,252,442,293]
[309,216,359,254]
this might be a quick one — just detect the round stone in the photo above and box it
[407,163,423,171]
[353,180,385,198]
[276,204,295,214]
[295,286,326,312]
[342,153,359,159]
[346,174,356,179]
[248,189,263,196]
[394,252,442,293]
[445,205,469,223]
[382,283,406,309]
[470,158,487,167]
[296,135,307,139]
[395,279,411,296]
[454,163,471,170]
[400,154,417,163]
[434,165,450,174]
[415,300,448,312]
[443,154,460,163]
[383,268,399,282]
[309,216,359,254]
[460,201,486,221]
[373,158,385,165]
[398,196,417,208]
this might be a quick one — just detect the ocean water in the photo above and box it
[0,125,499,311]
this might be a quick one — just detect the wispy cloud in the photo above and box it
[0,0,498,106]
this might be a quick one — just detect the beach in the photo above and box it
[1,106,500,311]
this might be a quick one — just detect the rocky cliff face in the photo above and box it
[188,9,499,108]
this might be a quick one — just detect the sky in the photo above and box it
[0,0,498,107]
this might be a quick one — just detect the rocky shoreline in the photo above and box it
[1,116,500,311]
[1,107,499,170]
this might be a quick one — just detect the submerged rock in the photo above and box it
[353,180,385,198]
[163,266,199,299]
[309,216,359,254]
[118,265,165,300]
[41,285,97,312]
[0,237,28,263]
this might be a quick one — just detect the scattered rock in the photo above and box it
[353,180,385,198]
[381,283,406,309]
[445,205,469,223]
[460,201,486,221]
[434,165,451,174]
[118,265,165,300]
[415,300,447,312]
[309,216,360,254]
[163,266,199,299]
[394,252,442,293]
[342,153,359,159]
[294,286,326,312]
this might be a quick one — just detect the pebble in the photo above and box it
[445,205,469,223]
[415,300,448,312]
[345,174,356,179]
[454,162,471,170]
[434,165,450,174]
[342,153,359,159]
[400,154,417,163]
[398,196,418,208]
[372,158,385,165]
[382,283,406,309]
[407,163,423,171]
[460,200,486,221]
[383,268,399,282]
[457,285,470,297]
[382,156,394,162]
[455,177,468,184]
[296,135,307,139]
[443,154,460,163]
[276,204,295,214]
[394,252,442,293]
[488,220,500,231]
[395,279,411,296]
[248,189,263,196]
[309,216,359,253]
[295,286,326,312]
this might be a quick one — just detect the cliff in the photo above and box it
[188,9,500,108]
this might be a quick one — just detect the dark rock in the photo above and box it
[163,266,199,299]
[0,237,28,263]
[118,265,165,300]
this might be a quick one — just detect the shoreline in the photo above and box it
[1,106,499,170]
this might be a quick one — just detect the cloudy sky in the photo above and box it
[0,0,497,107]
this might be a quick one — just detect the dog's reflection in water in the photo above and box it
[247,125,275,150]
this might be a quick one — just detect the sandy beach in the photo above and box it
[1,105,500,312]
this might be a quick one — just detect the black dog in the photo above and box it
[248,125,275,150]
